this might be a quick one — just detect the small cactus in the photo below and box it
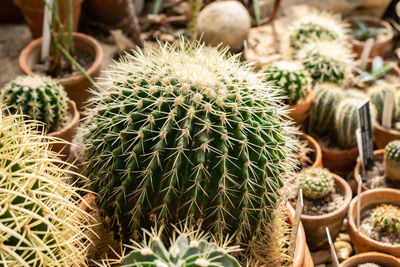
[296,39,355,83]
[371,204,400,234]
[0,75,68,132]
[384,140,400,182]
[264,61,312,105]
[299,168,334,200]
[368,83,398,125]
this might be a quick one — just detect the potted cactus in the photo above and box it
[296,133,323,172]
[298,168,352,250]
[0,75,79,158]
[340,252,400,267]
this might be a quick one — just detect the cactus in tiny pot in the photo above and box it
[299,168,334,200]
[384,140,400,181]
[0,75,68,132]
[82,40,298,246]
[371,204,400,234]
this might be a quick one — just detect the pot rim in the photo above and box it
[288,87,314,110]
[300,133,322,169]
[375,122,400,135]
[320,144,358,155]
[354,149,384,191]
[48,99,79,138]
[344,16,394,45]
[340,251,400,267]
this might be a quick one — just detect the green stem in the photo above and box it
[187,0,202,39]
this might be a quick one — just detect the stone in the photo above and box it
[334,240,353,262]
[195,1,251,52]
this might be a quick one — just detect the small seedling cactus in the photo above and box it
[371,204,400,234]
[384,140,400,181]
[368,83,398,125]
[121,226,241,267]
[0,75,68,132]
[264,61,312,105]
[299,168,334,200]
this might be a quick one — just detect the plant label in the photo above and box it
[288,189,304,261]
[382,87,395,128]
[360,38,374,70]
[326,227,340,267]
[358,100,374,171]
[41,0,54,61]
[356,128,365,172]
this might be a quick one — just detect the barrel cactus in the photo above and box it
[299,168,334,200]
[296,39,355,83]
[0,75,68,132]
[334,99,362,149]
[0,109,91,266]
[384,140,400,182]
[371,204,400,234]
[344,89,368,101]
[82,40,297,246]
[368,83,398,125]
[264,61,312,105]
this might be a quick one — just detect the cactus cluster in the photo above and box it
[0,109,91,266]
[264,61,312,105]
[384,140,400,182]
[82,41,297,246]
[121,226,240,267]
[0,75,68,132]
[368,83,399,125]
[299,168,334,200]
[371,204,400,234]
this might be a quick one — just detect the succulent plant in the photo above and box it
[82,40,297,244]
[384,140,400,182]
[121,226,241,267]
[299,168,334,200]
[289,9,349,50]
[371,204,400,234]
[264,61,312,105]
[368,83,398,125]
[0,109,91,266]
[358,264,381,267]
[0,75,68,132]
[296,39,355,83]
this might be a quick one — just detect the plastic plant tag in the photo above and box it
[358,100,374,171]
[356,128,364,171]
[357,177,362,229]
[288,189,304,261]
[41,0,54,62]
[360,38,374,71]
[382,87,395,128]
[326,227,340,267]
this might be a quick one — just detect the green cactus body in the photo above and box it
[309,83,343,136]
[0,110,91,266]
[371,204,400,234]
[368,83,398,125]
[299,168,334,200]
[344,89,368,101]
[334,99,362,149]
[384,140,400,181]
[83,41,297,243]
[264,61,311,105]
[0,75,68,132]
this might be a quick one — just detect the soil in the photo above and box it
[303,187,345,216]
[359,204,400,245]
[362,158,400,189]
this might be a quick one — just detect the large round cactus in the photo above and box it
[83,41,297,243]
[0,109,91,266]
[384,140,400,182]
[0,75,68,132]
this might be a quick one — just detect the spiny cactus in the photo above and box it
[344,89,368,101]
[299,168,334,200]
[0,75,68,132]
[264,61,312,105]
[289,9,349,50]
[371,204,400,234]
[0,109,91,266]
[82,40,297,244]
[368,83,398,125]
[121,226,241,267]
[334,98,362,149]
[384,140,400,182]
[296,39,355,83]
[309,82,343,135]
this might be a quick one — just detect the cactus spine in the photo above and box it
[299,168,334,200]
[371,204,400,234]
[384,140,400,182]
[334,99,362,149]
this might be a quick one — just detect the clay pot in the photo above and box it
[300,174,352,250]
[13,0,83,38]
[345,16,393,59]
[374,123,400,149]
[0,0,23,23]
[48,99,79,159]
[321,146,359,174]
[348,188,400,257]
[354,149,384,192]
[289,89,314,127]
[300,133,323,169]
[82,0,129,27]
[340,252,400,267]
[19,32,103,112]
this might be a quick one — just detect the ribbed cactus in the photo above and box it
[296,39,354,83]
[0,75,68,132]
[299,168,334,200]
[334,99,362,149]
[371,204,400,234]
[289,9,349,50]
[309,83,343,135]
[368,83,398,125]
[344,89,368,101]
[82,41,297,244]
[121,226,240,267]
[264,61,312,105]
[384,140,400,182]
[0,109,91,266]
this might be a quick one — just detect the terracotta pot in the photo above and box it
[345,16,393,60]
[13,0,83,38]
[321,145,359,174]
[300,133,323,169]
[82,0,129,27]
[348,188,400,257]
[354,149,384,192]
[48,99,79,159]
[340,252,400,267]
[374,123,400,149]
[301,174,352,250]
[289,89,314,127]
[0,0,23,23]
[19,32,103,112]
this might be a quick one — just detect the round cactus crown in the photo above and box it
[0,75,68,132]
[371,204,400,234]
[385,140,400,162]
[299,168,334,200]
[264,61,311,105]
